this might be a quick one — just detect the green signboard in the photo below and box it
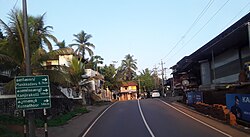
[15,75,51,110]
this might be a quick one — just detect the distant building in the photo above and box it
[119,81,138,101]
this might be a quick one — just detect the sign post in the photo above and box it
[15,75,51,110]
[15,75,51,137]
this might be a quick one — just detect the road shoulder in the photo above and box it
[159,98,250,137]
[36,104,111,137]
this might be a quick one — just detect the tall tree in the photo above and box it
[137,68,155,92]
[0,10,58,74]
[86,55,104,71]
[31,13,58,51]
[69,30,95,62]
[55,40,66,49]
[120,54,137,81]
[100,64,119,90]
[0,10,60,137]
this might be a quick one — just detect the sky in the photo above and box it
[1,0,250,78]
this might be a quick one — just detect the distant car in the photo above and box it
[151,90,160,98]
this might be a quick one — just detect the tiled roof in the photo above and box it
[121,81,138,86]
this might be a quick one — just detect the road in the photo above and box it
[82,99,247,137]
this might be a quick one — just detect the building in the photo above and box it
[171,12,250,95]
[42,48,74,70]
[42,49,108,101]
[119,81,138,101]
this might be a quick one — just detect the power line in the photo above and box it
[220,1,250,32]
[161,0,214,60]
[13,0,19,9]
[166,0,231,62]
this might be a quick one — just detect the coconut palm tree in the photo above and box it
[0,10,58,73]
[0,9,60,93]
[55,40,66,49]
[69,30,95,62]
[87,55,104,72]
[66,56,91,105]
[120,54,138,81]
[30,13,58,51]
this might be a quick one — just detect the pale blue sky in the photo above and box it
[1,0,250,77]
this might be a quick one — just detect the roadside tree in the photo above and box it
[120,54,138,81]
[69,30,95,63]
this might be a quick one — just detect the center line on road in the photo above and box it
[137,100,155,137]
[158,99,232,137]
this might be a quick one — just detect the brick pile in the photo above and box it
[193,102,237,126]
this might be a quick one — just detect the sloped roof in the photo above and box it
[121,81,138,87]
[173,12,250,72]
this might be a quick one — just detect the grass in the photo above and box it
[0,107,88,136]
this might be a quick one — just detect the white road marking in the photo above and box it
[82,102,117,137]
[137,99,156,137]
[158,99,232,137]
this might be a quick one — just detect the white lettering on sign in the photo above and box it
[16,77,35,82]
[16,82,38,87]
[244,111,250,115]
[242,97,250,103]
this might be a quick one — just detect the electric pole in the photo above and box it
[153,65,158,89]
[23,0,36,136]
[160,60,165,97]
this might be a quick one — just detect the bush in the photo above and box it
[36,107,88,127]
[0,124,22,137]
[0,115,23,125]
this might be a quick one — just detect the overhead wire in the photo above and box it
[161,0,214,60]
[13,0,19,9]
[166,0,231,62]
[220,1,250,33]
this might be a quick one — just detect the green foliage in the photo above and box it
[0,107,88,129]
[0,28,4,39]
[86,55,104,71]
[137,68,155,92]
[36,107,89,127]
[0,125,22,137]
[100,64,119,90]
[69,30,95,61]
[0,115,24,125]
[120,54,138,81]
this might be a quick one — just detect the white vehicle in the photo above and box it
[151,90,160,98]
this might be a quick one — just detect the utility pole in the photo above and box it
[138,79,141,94]
[153,65,158,89]
[22,0,35,137]
[160,60,165,97]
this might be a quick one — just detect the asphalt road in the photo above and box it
[82,99,235,137]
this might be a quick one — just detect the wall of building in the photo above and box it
[59,55,73,67]
[211,48,241,83]
[42,60,59,66]
[120,86,137,92]
[200,60,212,85]
[210,45,250,84]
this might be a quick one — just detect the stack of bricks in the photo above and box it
[193,102,237,126]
